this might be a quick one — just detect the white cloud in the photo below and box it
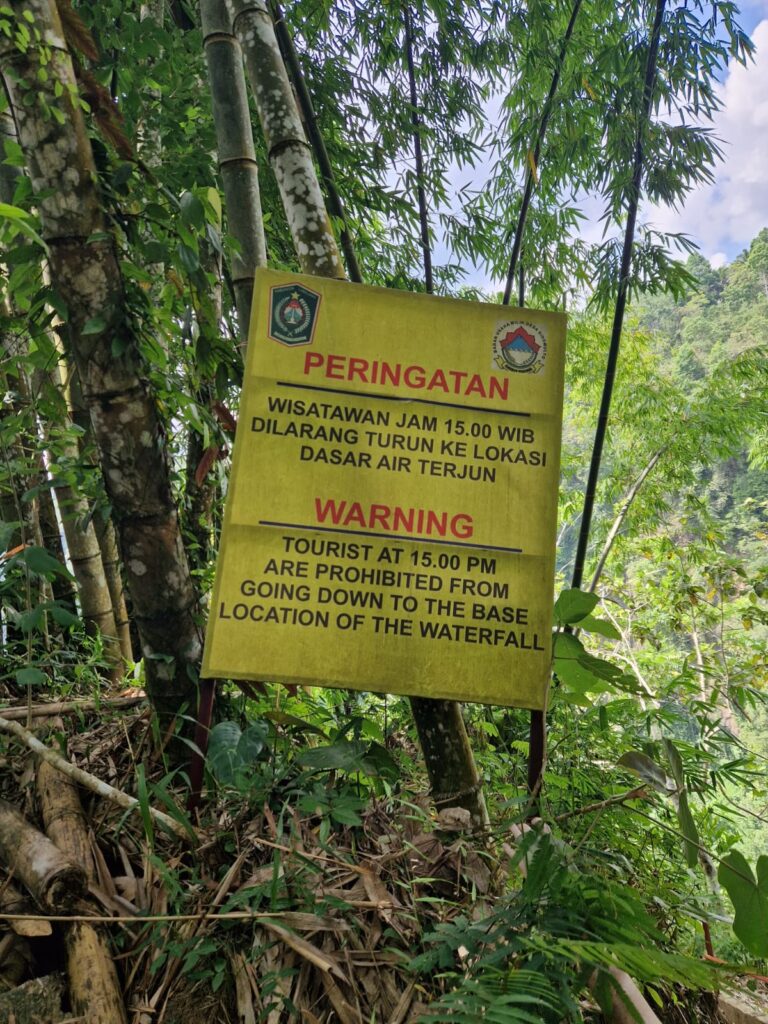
[648,19,768,262]
[710,251,728,269]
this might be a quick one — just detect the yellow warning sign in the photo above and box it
[202,268,565,709]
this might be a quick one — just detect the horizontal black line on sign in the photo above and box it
[258,520,524,555]
[275,380,531,418]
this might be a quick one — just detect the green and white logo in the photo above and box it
[268,283,321,346]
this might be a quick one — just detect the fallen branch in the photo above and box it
[0,694,146,721]
[0,715,193,842]
[554,787,648,823]
[0,902,391,925]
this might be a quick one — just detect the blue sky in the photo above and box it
[445,0,768,288]
[645,2,768,266]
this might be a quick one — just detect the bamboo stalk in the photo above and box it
[403,5,433,294]
[269,0,362,284]
[410,698,489,829]
[570,0,668,591]
[502,0,584,304]
[201,0,267,344]
[0,879,52,936]
[93,514,133,663]
[0,715,193,841]
[0,799,87,909]
[229,0,345,279]
[37,761,128,1024]
[588,447,664,592]
[1,93,120,671]
[0,694,145,720]
[62,368,133,664]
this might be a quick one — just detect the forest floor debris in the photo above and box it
[0,694,751,1023]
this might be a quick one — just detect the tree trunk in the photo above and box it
[229,1,486,828]
[201,0,267,345]
[1,0,202,728]
[410,699,488,828]
[229,0,345,280]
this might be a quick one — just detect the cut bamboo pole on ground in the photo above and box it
[0,694,145,721]
[0,879,52,936]
[37,760,128,1024]
[0,799,86,910]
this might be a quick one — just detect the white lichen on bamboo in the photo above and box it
[229,0,344,280]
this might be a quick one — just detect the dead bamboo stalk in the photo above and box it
[37,761,128,1024]
[37,760,94,873]
[0,879,52,936]
[0,694,145,721]
[0,799,86,909]
[0,715,192,842]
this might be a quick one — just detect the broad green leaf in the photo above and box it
[180,190,205,230]
[81,316,107,335]
[554,588,599,625]
[329,801,363,826]
[297,740,367,773]
[17,606,45,634]
[718,850,768,957]
[21,546,73,579]
[578,614,621,640]
[237,722,268,762]
[177,241,199,274]
[15,666,47,688]
[207,720,242,785]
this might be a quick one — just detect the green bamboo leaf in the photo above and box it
[0,201,48,251]
[19,546,73,579]
[135,763,155,849]
[663,738,684,789]
[676,791,699,869]
[617,751,671,793]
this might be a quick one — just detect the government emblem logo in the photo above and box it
[268,283,321,346]
[492,321,546,373]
